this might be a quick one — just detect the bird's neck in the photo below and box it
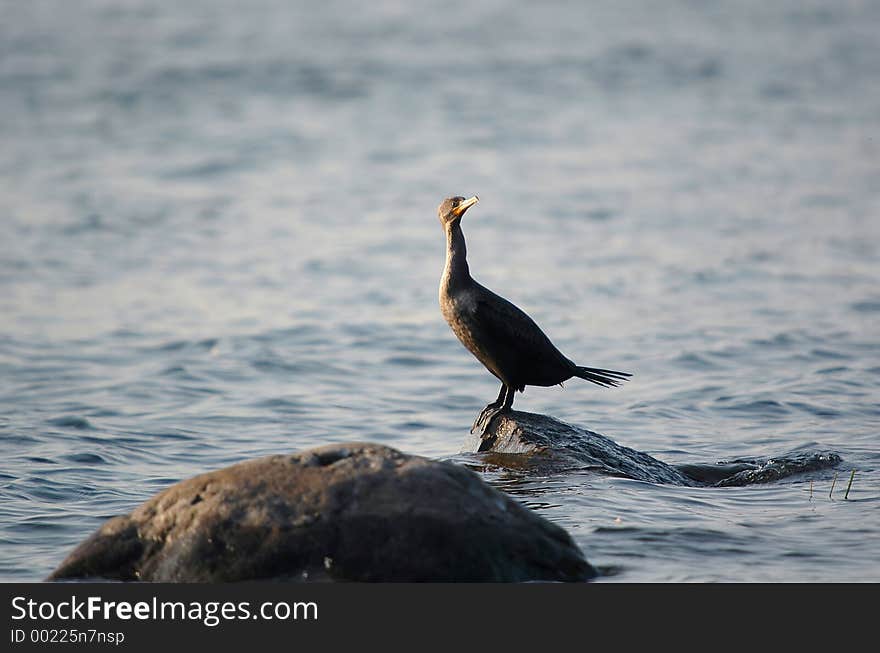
[442,221,471,292]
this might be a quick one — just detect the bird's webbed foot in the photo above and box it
[471,384,515,435]
[470,402,500,435]
[470,403,510,436]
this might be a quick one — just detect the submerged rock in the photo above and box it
[692,451,843,487]
[49,442,595,582]
[469,410,697,486]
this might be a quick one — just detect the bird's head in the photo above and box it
[437,195,479,228]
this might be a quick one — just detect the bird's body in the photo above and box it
[440,276,575,391]
[437,196,631,434]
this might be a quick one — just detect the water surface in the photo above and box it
[1,0,878,582]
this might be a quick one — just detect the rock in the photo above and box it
[687,451,843,487]
[467,410,697,486]
[49,442,595,582]
[467,411,842,488]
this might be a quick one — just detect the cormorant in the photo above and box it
[437,195,631,435]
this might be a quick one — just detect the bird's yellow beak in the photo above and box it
[453,196,479,217]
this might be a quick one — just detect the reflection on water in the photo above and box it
[1,0,878,581]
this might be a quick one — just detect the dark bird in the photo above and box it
[437,195,631,435]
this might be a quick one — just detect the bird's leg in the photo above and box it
[471,383,507,434]
[473,384,515,436]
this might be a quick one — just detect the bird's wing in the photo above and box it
[469,282,630,389]
[471,284,571,373]
[472,288,548,347]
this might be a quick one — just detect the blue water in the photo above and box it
[1,0,878,582]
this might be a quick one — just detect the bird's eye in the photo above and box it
[452,199,460,207]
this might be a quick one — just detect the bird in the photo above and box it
[437,195,631,435]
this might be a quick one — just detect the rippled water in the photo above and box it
[1,0,878,582]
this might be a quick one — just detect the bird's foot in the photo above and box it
[471,405,508,436]
[470,402,500,434]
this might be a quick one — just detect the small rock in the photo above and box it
[469,411,842,488]
[49,442,595,582]
[469,410,697,486]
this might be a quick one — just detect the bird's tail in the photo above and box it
[574,366,632,388]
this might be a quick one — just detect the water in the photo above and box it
[1,0,878,582]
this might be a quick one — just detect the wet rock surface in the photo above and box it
[682,451,843,487]
[49,442,595,582]
[468,411,698,485]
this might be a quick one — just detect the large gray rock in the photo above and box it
[468,411,697,486]
[49,442,595,582]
